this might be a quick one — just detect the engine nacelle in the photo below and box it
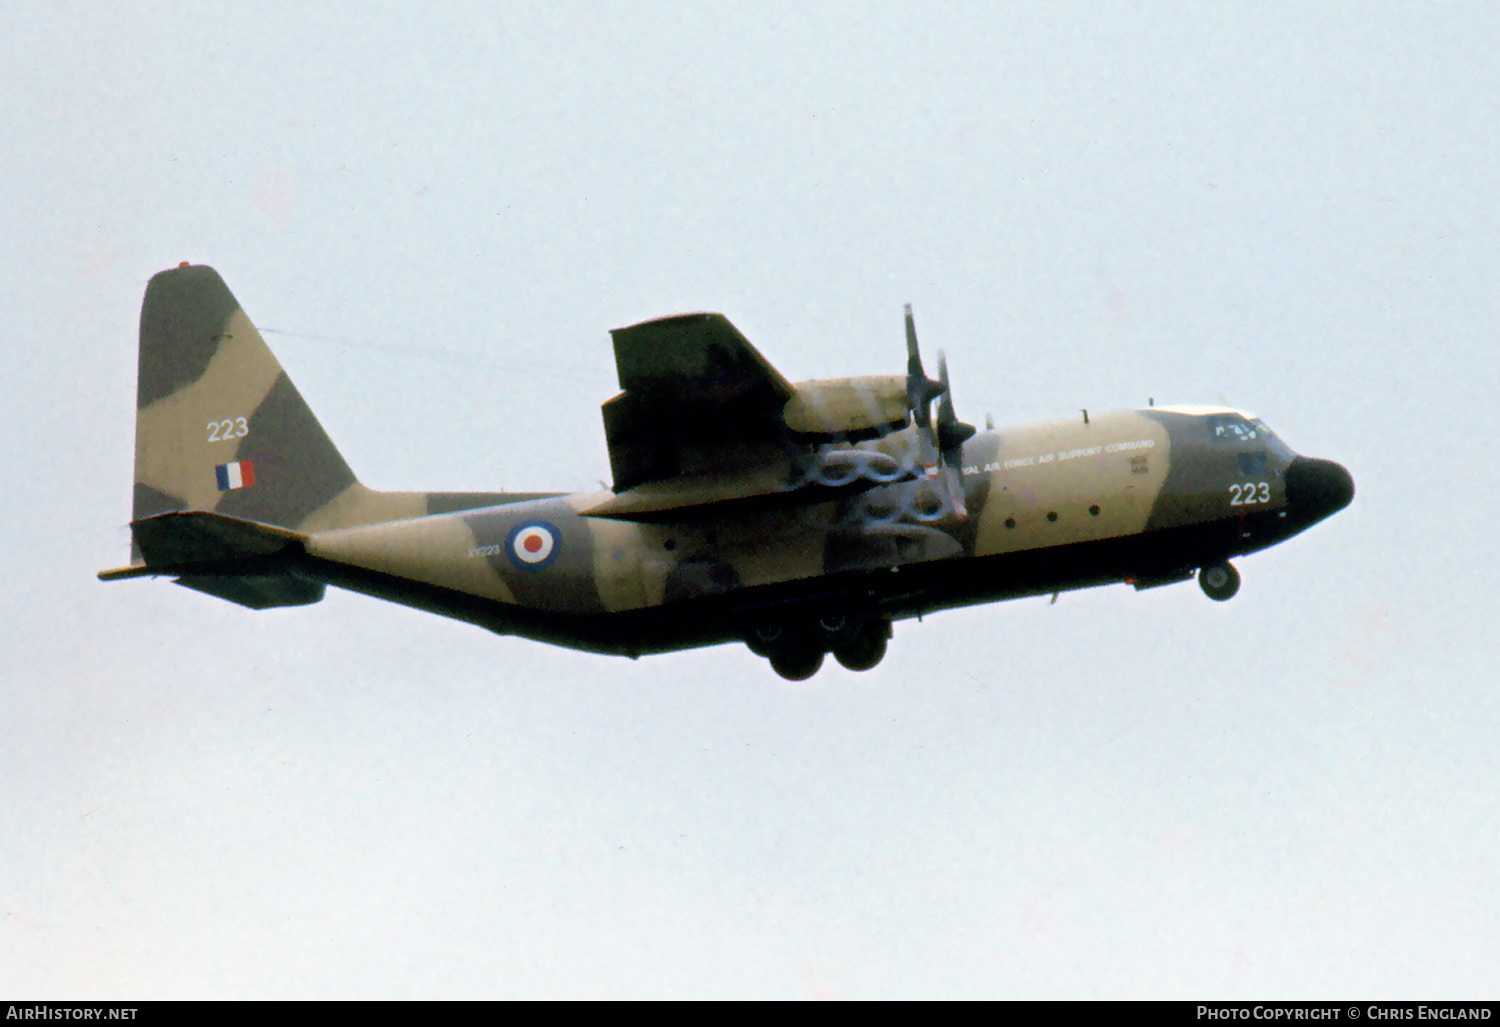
[783,376,908,439]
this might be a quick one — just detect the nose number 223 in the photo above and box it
[1229,482,1271,506]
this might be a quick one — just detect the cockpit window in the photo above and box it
[1250,418,1295,461]
[1207,414,1295,462]
[1207,414,1260,443]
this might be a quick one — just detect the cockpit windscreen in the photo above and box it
[1208,413,1294,461]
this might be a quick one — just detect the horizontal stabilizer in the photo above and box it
[126,510,306,568]
[174,573,324,609]
[99,511,321,609]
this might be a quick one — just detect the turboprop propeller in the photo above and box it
[903,304,975,520]
[793,305,976,518]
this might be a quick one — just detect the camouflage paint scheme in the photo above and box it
[102,265,1354,673]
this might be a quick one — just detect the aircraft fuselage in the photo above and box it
[297,407,1352,658]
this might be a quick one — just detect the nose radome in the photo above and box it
[1285,457,1355,519]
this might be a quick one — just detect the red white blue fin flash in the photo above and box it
[215,460,255,491]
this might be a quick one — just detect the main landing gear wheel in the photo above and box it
[745,623,784,658]
[833,621,890,672]
[814,614,859,651]
[769,646,825,681]
[1199,561,1241,601]
[749,615,890,678]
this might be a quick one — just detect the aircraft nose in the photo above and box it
[1285,457,1354,521]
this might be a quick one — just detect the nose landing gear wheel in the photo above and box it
[1199,561,1240,601]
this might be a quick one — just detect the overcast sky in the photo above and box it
[3,1,1497,998]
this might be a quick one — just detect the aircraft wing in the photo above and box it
[602,313,797,492]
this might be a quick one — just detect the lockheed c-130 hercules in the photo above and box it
[101,264,1354,679]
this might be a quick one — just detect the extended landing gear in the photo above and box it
[832,621,889,671]
[769,646,825,681]
[1198,561,1241,602]
[747,617,891,679]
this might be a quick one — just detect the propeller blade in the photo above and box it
[904,304,944,433]
[934,350,977,520]
[934,351,977,456]
[904,303,922,380]
[936,351,955,428]
[942,461,968,521]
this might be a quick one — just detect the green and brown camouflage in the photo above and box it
[102,265,1353,676]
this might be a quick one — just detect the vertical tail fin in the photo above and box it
[132,264,359,538]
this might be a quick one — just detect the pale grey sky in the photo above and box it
[3,1,1497,998]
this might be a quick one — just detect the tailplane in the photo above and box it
[99,510,324,609]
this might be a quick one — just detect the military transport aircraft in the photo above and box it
[101,264,1354,679]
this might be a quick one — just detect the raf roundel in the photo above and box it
[505,521,561,571]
